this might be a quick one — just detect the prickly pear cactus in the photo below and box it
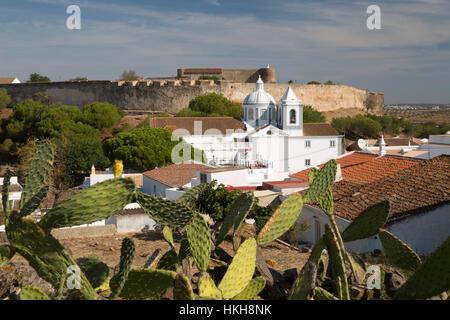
[19,185,50,217]
[19,139,54,209]
[135,192,194,228]
[216,192,255,246]
[186,213,211,272]
[324,224,350,300]
[308,168,334,215]
[0,245,14,267]
[110,237,136,299]
[233,276,266,300]
[173,273,195,300]
[303,159,337,204]
[379,229,421,272]
[176,183,208,208]
[20,286,50,300]
[157,249,179,271]
[2,168,12,214]
[257,193,303,246]
[341,201,390,242]
[113,159,124,178]
[218,238,257,299]
[162,225,175,248]
[109,268,176,300]
[76,257,109,289]
[198,272,223,300]
[289,261,317,300]
[314,287,338,300]
[39,178,135,230]
[394,236,450,300]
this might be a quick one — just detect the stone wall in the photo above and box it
[0,80,384,114]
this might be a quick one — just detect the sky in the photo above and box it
[0,0,449,104]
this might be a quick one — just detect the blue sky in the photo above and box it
[0,0,449,104]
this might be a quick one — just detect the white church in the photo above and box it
[151,76,344,175]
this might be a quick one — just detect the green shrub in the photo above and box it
[176,93,242,118]
[303,106,326,123]
[76,257,109,288]
[0,88,11,110]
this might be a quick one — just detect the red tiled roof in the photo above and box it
[149,117,246,135]
[330,156,450,224]
[0,78,16,84]
[303,123,340,136]
[290,152,422,184]
[142,162,210,188]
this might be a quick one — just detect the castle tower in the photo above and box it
[278,86,303,136]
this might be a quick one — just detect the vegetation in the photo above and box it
[69,77,88,81]
[303,105,326,123]
[120,70,142,81]
[332,115,382,139]
[176,93,242,118]
[102,127,205,172]
[27,73,51,83]
[1,146,448,300]
[307,81,321,85]
[0,89,11,110]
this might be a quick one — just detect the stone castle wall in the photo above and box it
[0,80,384,114]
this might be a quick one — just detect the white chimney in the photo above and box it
[379,135,386,157]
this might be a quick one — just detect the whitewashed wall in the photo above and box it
[142,175,171,197]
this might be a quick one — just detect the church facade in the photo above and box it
[150,77,344,174]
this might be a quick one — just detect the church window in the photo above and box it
[261,109,267,120]
[248,108,254,120]
[290,109,296,124]
[305,159,311,167]
[305,140,311,148]
[200,173,208,183]
[330,140,336,148]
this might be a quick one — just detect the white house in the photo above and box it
[294,155,450,255]
[414,133,450,159]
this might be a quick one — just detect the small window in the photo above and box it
[290,109,296,124]
[261,109,267,120]
[153,184,156,195]
[200,173,208,183]
[248,108,254,121]
[330,140,336,148]
[305,140,311,148]
[305,159,311,167]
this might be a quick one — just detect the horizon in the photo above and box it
[1,0,449,104]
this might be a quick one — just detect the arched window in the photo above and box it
[290,109,296,124]
[261,109,267,120]
[248,108,254,120]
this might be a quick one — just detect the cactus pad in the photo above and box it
[39,178,135,230]
[162,225,175,248]
[110,237,136,299]
[76,257,109,289]
[289,261,317,300]
[157,249,179,271]
[303,159,337,204]
[379,229,421,272]
[324,224,350,300]
[176,183,208,208]
[0,245,14,267]
[394,236,450,300]
[19,140,54,208]
[198,272,223,300]
[19,185,50,217]
[109,268,176,300]
[186,213,211,271]
[233,276,266,300]
[257,193,303,246]
[216,192,255,246]
[2,168,12,214]
[173,273,195,300]
[218,238,257,299]
[314,287,338,300]
[341,201,390,242]
[20,286,50,300]
[135,192,194,228]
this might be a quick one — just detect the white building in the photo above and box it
[150,77,344,175]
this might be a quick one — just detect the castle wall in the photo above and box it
[0,80,384,114]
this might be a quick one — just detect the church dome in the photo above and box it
[243,76,276,106]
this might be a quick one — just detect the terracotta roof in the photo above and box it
[0,78,16,84]
[149,117,246,135]
[331,156,450,224]
[303,123,340,136]
[290,152,422,184]
[142,162,211,188]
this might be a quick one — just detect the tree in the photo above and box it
[28,73,51,83]
[70,77,88,81]
[63,136,110,183]
[0,88,12,110]
[82,102,123,130]
[324,80,335,85]
[307,81,321,85]
[303,105,326,123]
[176,93,243,118]
[120,70,142,81]
[102,127,205,171]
